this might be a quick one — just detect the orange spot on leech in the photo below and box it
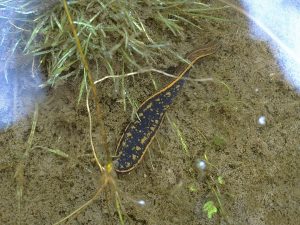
[166,92,171,97]
[141,136,147,144]
[146,102,153,110]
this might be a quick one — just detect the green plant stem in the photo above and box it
[62,0,111,169]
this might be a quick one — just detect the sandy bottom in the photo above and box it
[0,6,299,225]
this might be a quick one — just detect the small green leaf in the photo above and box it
[217,176,225,185]
[188,183,198,193]
[203,201,218,219]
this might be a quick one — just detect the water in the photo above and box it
[240,0,300,91]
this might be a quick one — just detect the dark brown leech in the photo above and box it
[114,42,218,173]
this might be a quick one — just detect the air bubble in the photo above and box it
[258,116,266,125]
[196,160,206,171]
[137,200,146,206]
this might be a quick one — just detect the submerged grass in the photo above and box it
[14,103,39,225]
[20,0,226,98]
[167,114,190,156]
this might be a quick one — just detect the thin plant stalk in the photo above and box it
[62,0,111,171]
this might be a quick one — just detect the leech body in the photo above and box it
[114,42,218,173]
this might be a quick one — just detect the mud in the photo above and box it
[0,3,299,225]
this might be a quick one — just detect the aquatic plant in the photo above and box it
[23,1,225,95]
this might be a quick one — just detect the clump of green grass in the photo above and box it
[22,0,226,98]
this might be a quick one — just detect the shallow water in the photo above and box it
[0,2,299,225]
